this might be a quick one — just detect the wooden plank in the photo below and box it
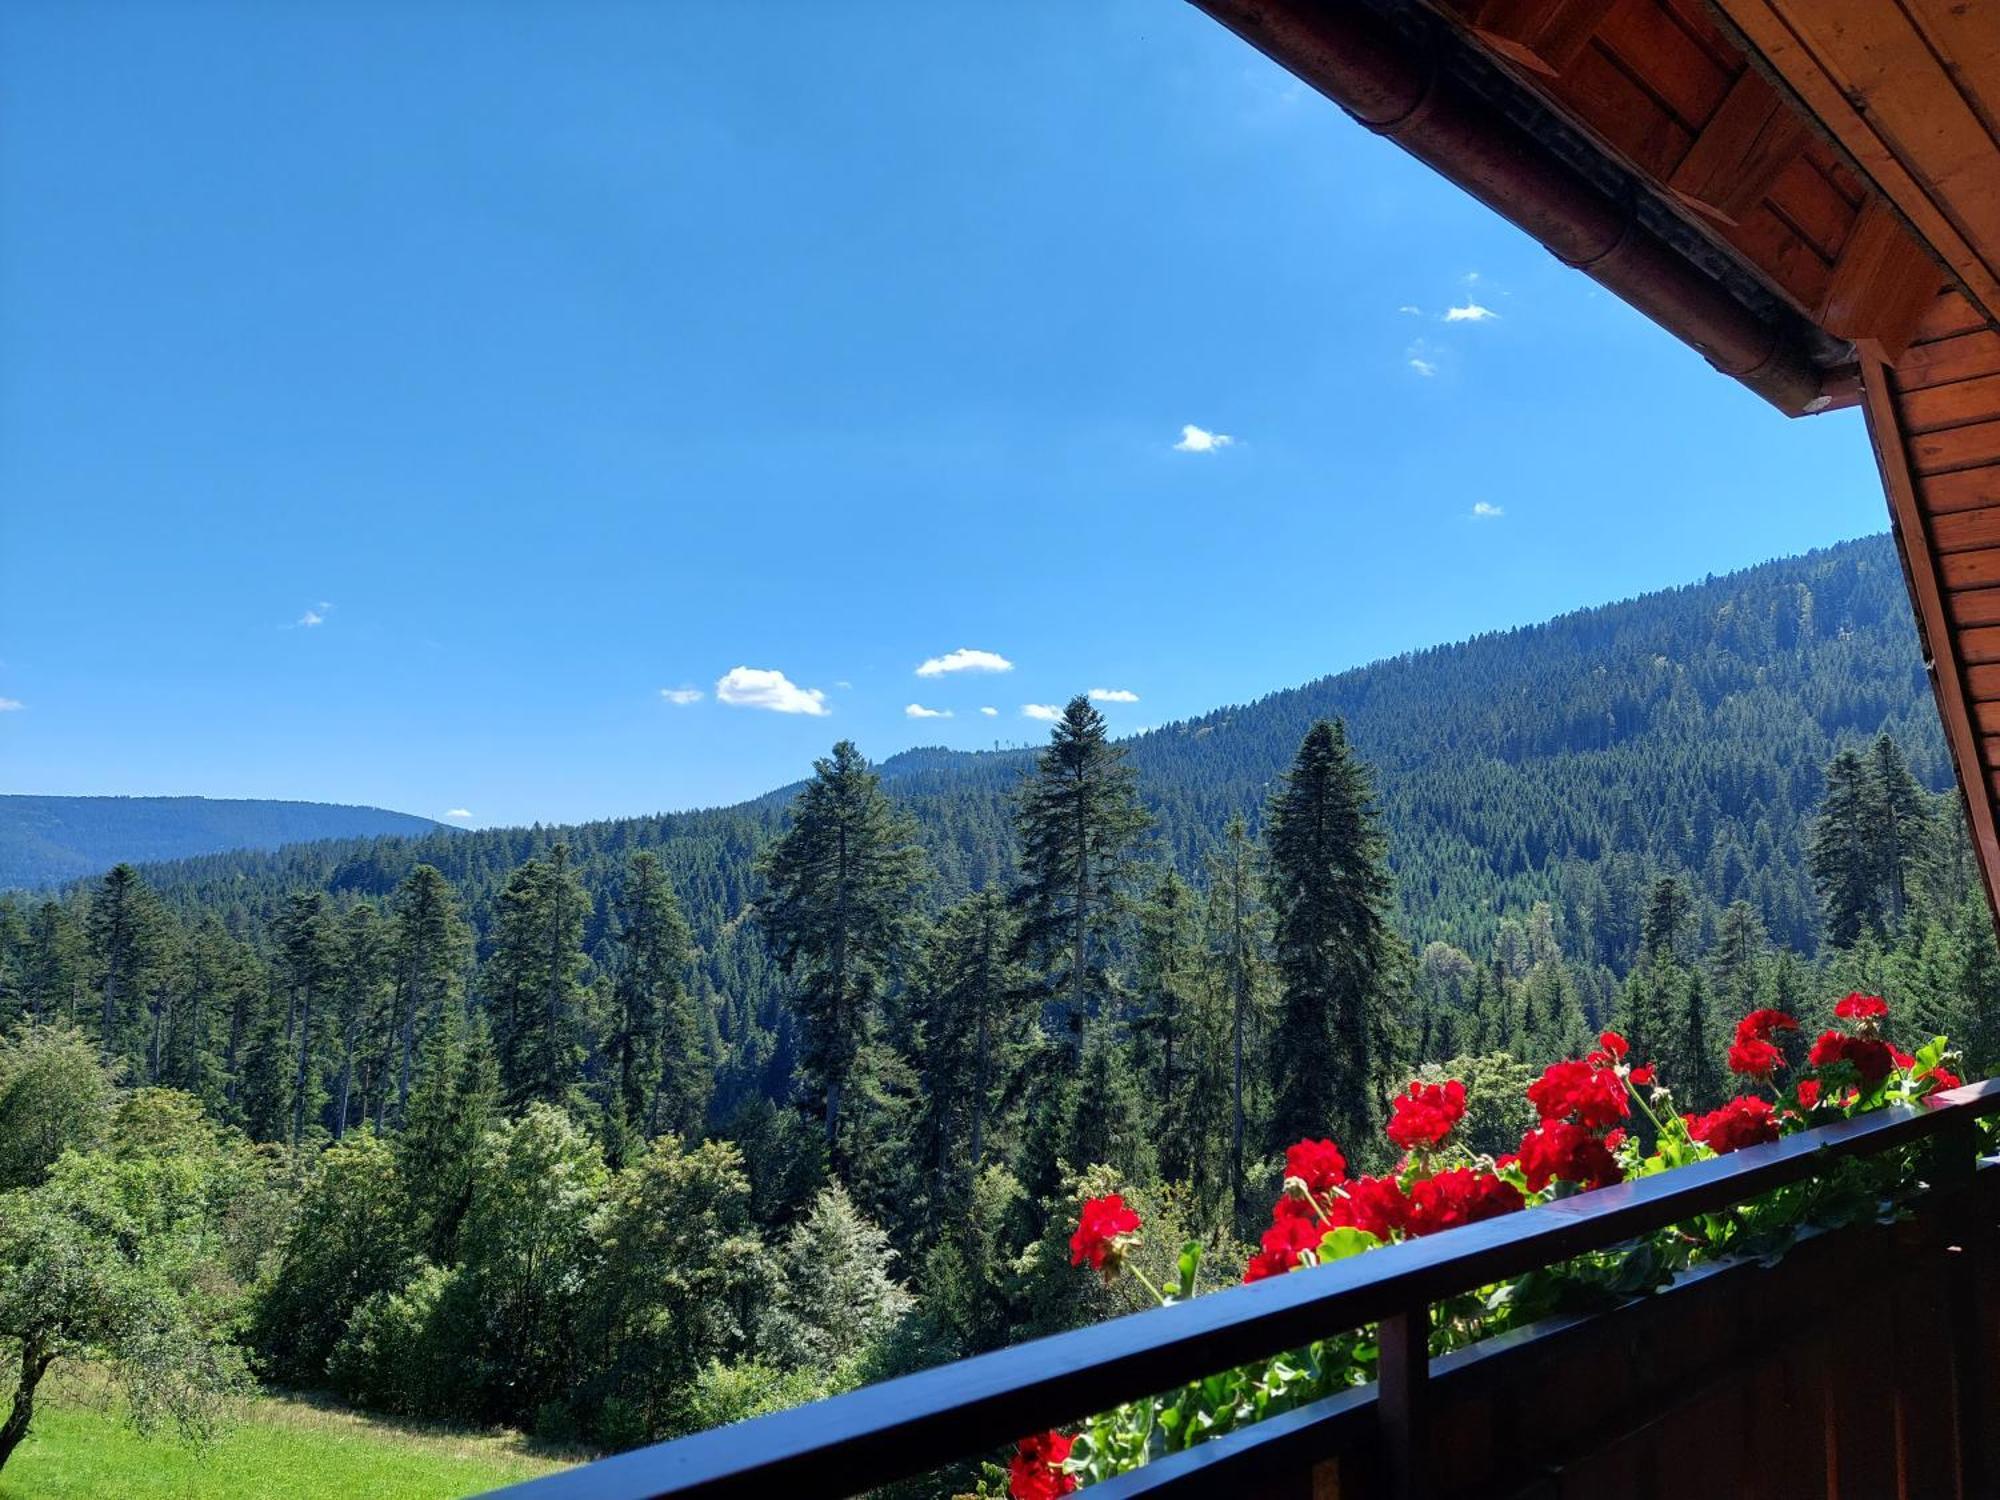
[1914,289,1993,343]
[1594,0,1731,129]
[1448,0,1620,77]
[1901,372,2000,435]
[1552,39,1696,181]
[1919,467,2000,515]
[1859,352,2000,951]
[1978,701,2000,735]
[1709,0,2000,323]
[1669,68,1811,226]
[1894,329,2000,392]
[1943,548,2000,590]
[1817,195,1948,365]
[1968,664,2000,699]
[1983,735,2000,766]
[1914,419,2000,475]
[1960,626,2000,664]
[1932,508,2000,555]
[1765,155,1859,262]
[1950,585,2000,627]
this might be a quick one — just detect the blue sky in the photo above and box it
[1,1,1892,828]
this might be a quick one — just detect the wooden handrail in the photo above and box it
[487,1080,2000,1500]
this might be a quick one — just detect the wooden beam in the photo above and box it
[1444,0,1618,77]
[1709,0,2000,324]
[1817,197,1945,365]
[1668,67,1809,227]
[1859,351,2000,943]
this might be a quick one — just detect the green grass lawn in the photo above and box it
[0,1376,579,1500]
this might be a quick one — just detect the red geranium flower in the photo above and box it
[1727,1037,1784,1081]
[1009,1431,1077,1500]
[1598,1030,1630,1059]
[1796,1078,1822,1110]
[1323,1173,1410,1241]
[1284,1138,1349,1196]
[1069,1193,1141,1273]
[1628,1063,1656,1087]
[1386,1078,1468,1151]
[1686,1095,1780,1154]
[1733,1008,1800,1046]
[1527,1059,1630,1131]
[1403,1168,1524,1237]
[1516,1121,1624,1193]
[1835,993,1888,1021]
[1809,1030,1894,1083]
[1890,1046,1916,1070]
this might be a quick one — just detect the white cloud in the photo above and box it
[298,608,326,627]
[1398,304,1421,315]
[715,666,830,716]
[1444,303,1497,322]
[444,809,472,820]
[980,706,999,717]
[1089,688,1139,703]
[1409,356,1437,377]
[1021,703,1062,722]
[1172,423,1234,454]
[659,687,703,705]
[1471,502,1505,519]
[916,648,1013,678]
[0,698,21,712]
[905,703,953,719]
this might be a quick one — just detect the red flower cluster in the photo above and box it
[1727,1038,1783,1082]
[1284,1138,1348,1195]
[1403,1168,1523,1237]
[1243,1167,1415,1283]
[1808,1030,1894,1084]
[1244,1200,1325,1283]
[1527,1059,1629,1131]
[1728,1008,1798,1082]
[1835,992,1888,1022]
[1686,1095,1779,1154]
[1516,1120,1623,1192]
[1796,1078,1822,1111]
[1386,1079,1467,1152]
[1069,1194,1141,1274]
[1008,1431,1077,1500]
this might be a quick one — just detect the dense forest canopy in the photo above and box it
[0,530,1989,1489]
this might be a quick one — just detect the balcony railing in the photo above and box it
[490,1079,2000,1500]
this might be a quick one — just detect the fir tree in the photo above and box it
[1010,696,1151,1057]
[607,850,701,1148]
[85,865,166,1073]
[486,844,590,1111]
[274,891,340,1146]
[1812,748,1882,947]
[1205,816,1266,1222]
[384,865,471,1127]
[1869,733,1932,927]
[757,742,927,1158]
[1263,720,1397,1155]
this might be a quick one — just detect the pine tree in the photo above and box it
[1868,734,1932,928]
[1129,867,1199,1169]
[1205,816,1267,1221]
[85,865,166,1073]
[20,903,85,1029]
[397,1006,501,1264]
[1011,696,1151,1058]
[1812,748,1882,947]
[757,742,928,1158]
[274,891,340,1146]
[486,844,590,1112]
[331,905,388,1139]
[383,865,471,1127]
[1263,720,1397,1155]
[606,850,702,1147]
[1640,876,1695,964]
[908,892,1023,1210]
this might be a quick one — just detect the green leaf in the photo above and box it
[1316,1226,1382,1262]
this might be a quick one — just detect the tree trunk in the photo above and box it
[291,983,313,1147]
[0,1343,52,1474]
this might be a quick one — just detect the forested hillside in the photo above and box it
[0,795,446,890]
[123,533,1943,990]
[4,531,1995,1483]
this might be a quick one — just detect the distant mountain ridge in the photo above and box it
[0,796,447,890]
[114,534,1942,985]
